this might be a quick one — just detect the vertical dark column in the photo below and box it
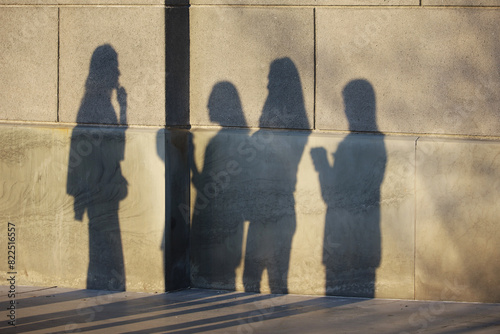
[164,5,190,291]
[166,5,190,127]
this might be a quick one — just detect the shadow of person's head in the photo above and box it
[77,44,125,124]
[208,81,246,127]
[86,44,120,93]
[259,57,309,129]
[343,79,377,132]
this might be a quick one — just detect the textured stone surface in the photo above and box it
[416,137,500,303]
[190,7,314,129]
[0,0,170,4]
[317,8,500,136]
[59,7,165,126]
[191,0,418,5]
[0,7,57,122]
[0,124,183,292]
[2,0,500,305]
[424,0,500,5]
[189,128,415,298]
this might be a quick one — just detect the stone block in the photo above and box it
[302,132,416,299]
[189,128,415,298]
[59,7,165,126]
[190,0,418,5]
[190,7,314,129]
[416,137,500,303]
[0,7,57,122]
[0,124,179,292]
[0,0,417,3]
[317,8,500,136]
[0,1,169,4]
[423,0,500,6]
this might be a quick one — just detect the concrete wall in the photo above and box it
[0,1,190,292]
[189,1,500,303]
[0,0,499,303]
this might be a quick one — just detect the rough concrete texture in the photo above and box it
[2,0,500,307]
[190,7,314,129]
[3,286,499,333]
[424,0,500,6]
[0,7,58,122]
[189,128,415,299]
[416,137,500,303]
[317,8,500,136]
[0,0,169,4]
[59,7,165,126]
[0,124,177,292]
[191,0,418,5]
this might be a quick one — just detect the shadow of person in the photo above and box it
[156,129,168,291]
[189,81,250,290]
[243,57,310,294]
[157,129,190,292]
[311,79,386,298]
[66,44,128,291]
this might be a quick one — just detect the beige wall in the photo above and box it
[0,125,169,291]
[0,1,190,293]
[189,1,500,302]
[0,7,58,121]
[1,0,499,302]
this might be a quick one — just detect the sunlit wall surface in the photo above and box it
[1,0,499,302]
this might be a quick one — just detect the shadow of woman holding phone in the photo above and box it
[66,44,128,291]
[311,79,386,297]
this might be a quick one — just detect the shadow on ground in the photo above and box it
[1,286,500,333]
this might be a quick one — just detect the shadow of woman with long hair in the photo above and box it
[66,44,128,291]
[243,57,310,294]
[190,81,250,290]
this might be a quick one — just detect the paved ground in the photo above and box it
[1,285,499,333]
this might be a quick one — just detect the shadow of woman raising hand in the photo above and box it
[66,44,128,291]
[311,79,386,297]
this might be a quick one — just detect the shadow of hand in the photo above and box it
[310,147,328,171]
